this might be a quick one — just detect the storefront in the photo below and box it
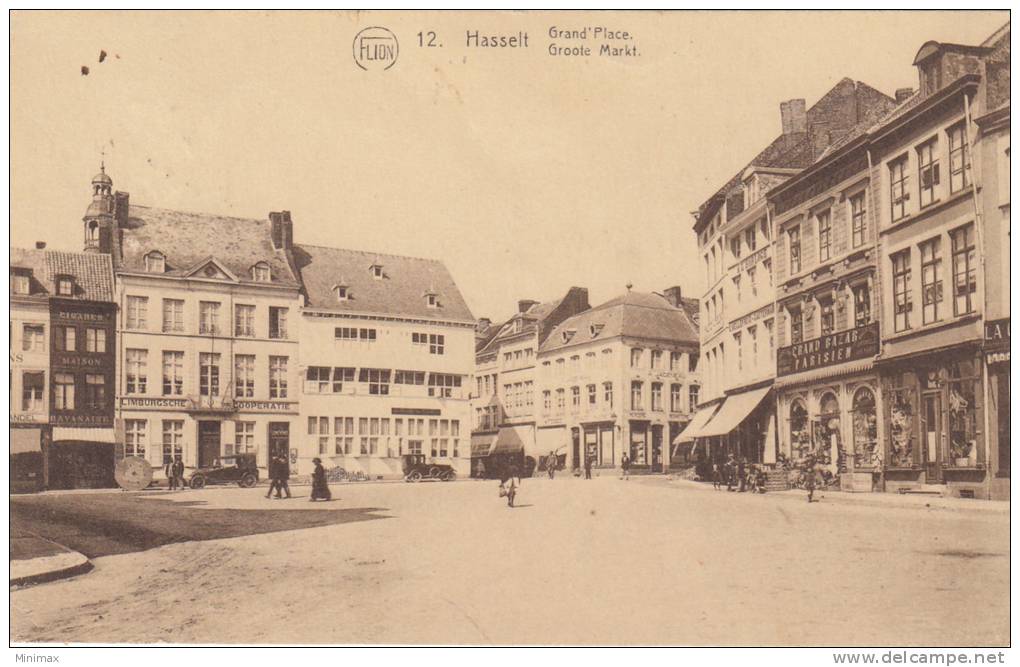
[584,422,616,468]
[10,425,50,493]
[879,345,987,497]
[984,318,1010,500]
[696,385,773,464]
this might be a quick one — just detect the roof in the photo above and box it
[476,294,570,355]
[539,291,699,355]
[118,204,301,286]
[10,247,115,302]
[293,244,474,322]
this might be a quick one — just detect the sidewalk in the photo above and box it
[651,475,1010,514]
[10,525,92,588]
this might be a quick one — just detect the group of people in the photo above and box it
[163,455,186,491]
[265,454,333,502]
[711,455,766,494]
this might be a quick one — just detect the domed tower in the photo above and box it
[83,164,115,253]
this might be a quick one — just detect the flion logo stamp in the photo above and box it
[353,26,398,71]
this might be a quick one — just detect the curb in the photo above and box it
[10,538,94,589]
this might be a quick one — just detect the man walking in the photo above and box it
[171,455,185,491]
[584,454,593,480]
[266,453,280,499]
[276,453,292,499]
[621,453,631,480]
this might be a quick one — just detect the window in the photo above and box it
[429,334,444,355]
[332,367,355,392]
[199,301,220,335]
[853,284,871,328]
[269,356,288,398]
[819,297,834,336]
[234,355,255,398]
[631,381,643,411]
[85,327,107,353]
[306,367,331,393]
[920,237,943,324]
[56,325,76,352]
[765,319,774,361]
[889,156,909,222]
[426,293,438,308]
[359,368,390,395]
[603,382,613,408]
[428,373,461,398]
[689,353,698,373]
[335,326,359,340]
[630,348,643,368]
[394,370,425,386]
[851,388,879,468]
[252,262,271,282]
[817,210,832,262]
[145,252,165,273]
[556,388,565,413]
[126,349,147,394]
[371,264,383,279]
[850,192,867,248]
[670,383,681,412]
[892,249,912,332]
[162,420,183,464]
[764,258,773,287]
[948,122,971,194]
[200,353,221,397]
[688,385,700,411]
[10,272,29,295]
[126,296,148,330]
[788,305,803,344]
[789,400,810,460]
[232,422,255,457]
[651,350,663,369]
[745,227,756,251]
[335,286,349,301]
[733,276,741,304]
[788,227,801,274]
[749,326,758,367]
[542,390,552,413]
[731,237,741,259]
[235,304,255,337]
[747,267,757,296]
[670,351,681,371]
[951,225,976,316]
[917,137,940,207]
[162,351,184,396]
[359,328,376,341]
[733,332,742,371]
[21,372,43,411]
[587,384,597,406]
[54,372,75,410]
[268,307,288,339]
[761,217,771,241]
[162,299,184,333]
[571,386,580,411]
[56,277,74,296]
[125,420,147,458]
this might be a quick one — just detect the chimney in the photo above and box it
[518,299,539,313]
[662,286,683,308]
[270,211,294,251]
[476,317,491,333]
[895,87,914,103]
[35,241,46,250]
[780,99,807,135]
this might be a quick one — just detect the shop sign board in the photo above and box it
[777,322,879,376]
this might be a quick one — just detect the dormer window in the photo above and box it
[370,263,383,279]
[589,323,604,338]
[144,251,165,273]
[426,294,438,308]
[252,262,271,282]
[561,328,576,343]
[56,275,74,297]
[10,270,30,295]
[335,286,349,301]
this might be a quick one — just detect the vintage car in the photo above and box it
[188,453,259,489]
[402,454,457,482]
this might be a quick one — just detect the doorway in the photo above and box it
[268,422,290,476]
[922,393,943,483]
[651,425,664,472]
[198,421,221,468]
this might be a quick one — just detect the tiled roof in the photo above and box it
[10,247,115,302]
[118,205,300,286]
[539,291,699,355]
[293,244,474,322]
[475,294,571,355]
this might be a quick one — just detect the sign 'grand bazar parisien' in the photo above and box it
[777,321,880,376]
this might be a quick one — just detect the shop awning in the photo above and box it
[673,404,721,444]
[774,359,874,389]
[52,427,117,443]
[491,426,526,456]
[698,386,772,438]
[10,428,42,455]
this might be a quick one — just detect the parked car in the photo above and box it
[402,454,457,482]
[188,453,259,489]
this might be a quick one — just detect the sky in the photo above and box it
[10,10,1008,322]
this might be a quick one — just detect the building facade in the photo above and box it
[10,244,117,490]
[535,288,700,473]
[295,245,476,479]
[470,288,590,474]
[84,170,305,478]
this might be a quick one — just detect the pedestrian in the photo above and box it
[547,450,557,479]
[164,458,175,490]
[171,454,185,491]
[584,454,593,480]
[712,461,722,490]
[737,456,747,493]
[277,454,292,499]
[725,454,737,492]
[265,454,280,498]
[621,453,631,480]
[310,457,332,502]
[804,452,818,503]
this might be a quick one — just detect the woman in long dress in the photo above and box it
[310,457,332,502]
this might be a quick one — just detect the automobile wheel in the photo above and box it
[239,473,257,488]
[190,475,206,489]
[442,470,457,482]
[407,470,423,483]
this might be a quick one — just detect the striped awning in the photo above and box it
[774,359,875,389]
[699,386,772,438]
[673,404,721,445]
[52,427,117,443]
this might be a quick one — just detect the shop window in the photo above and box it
[789,400,810,460]
[851,387,880,469]
[813,393,845,474]
[888,376,917,467]
[947,361,978,466]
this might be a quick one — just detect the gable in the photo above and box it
[184,257,239,282]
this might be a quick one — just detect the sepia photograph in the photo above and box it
[7,8,1012,653]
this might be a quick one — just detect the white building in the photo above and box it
[295,245,476,478]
